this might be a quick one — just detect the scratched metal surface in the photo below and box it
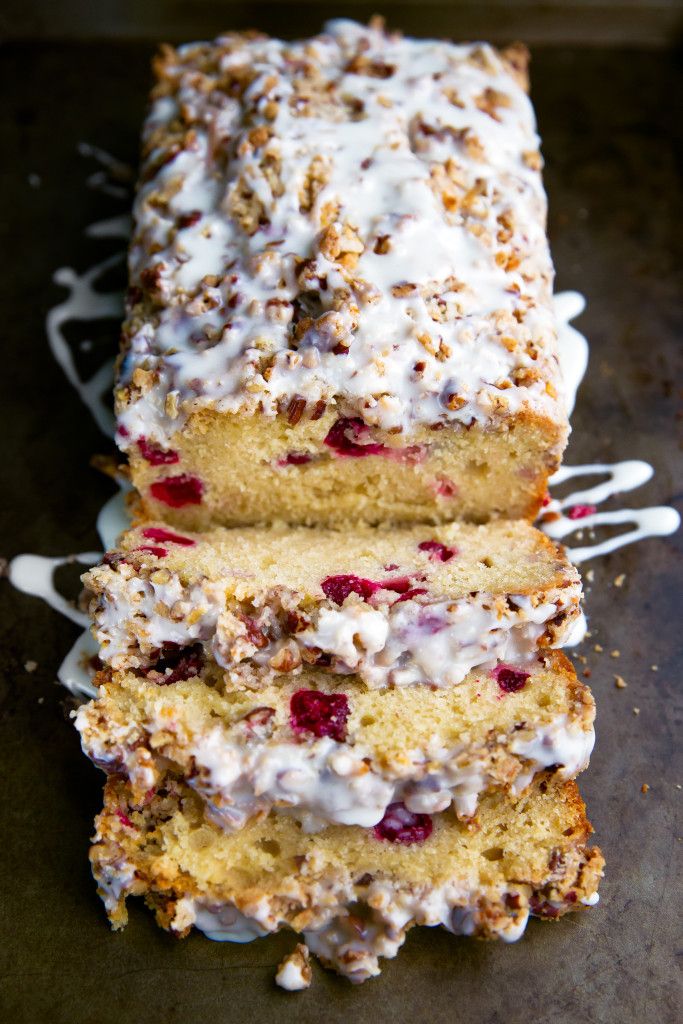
[0,35,681,1024]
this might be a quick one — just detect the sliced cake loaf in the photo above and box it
[115,19,567,529]
[75,652,593,829]
[83,519,582,691]
[91,773,603,983]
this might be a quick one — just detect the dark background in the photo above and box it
[1,3,682,1022]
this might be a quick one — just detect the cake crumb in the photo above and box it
[633,707,640,715]
[614,675,627,689]
[614,574,626,587]
[582,668,591,678]
[651,665,659,672]
[585,569,594,583]
[276,944,312,991]
[24,660,38,673]
[593,644,603,653]
[675,784,681,790]
[610,650,620,659]
[641,783,649,794]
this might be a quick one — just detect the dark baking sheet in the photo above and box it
[0,34,681,1024]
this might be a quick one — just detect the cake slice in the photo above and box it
[75,652,594,829]
[91,773,603,984]
[115,19,567,530]
[83,519,582,690]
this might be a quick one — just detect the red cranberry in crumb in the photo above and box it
[324,418,425,462]
[141,527,196,547]
[148,644,204,685]
[322,574,380,603]
[567,504,597,520]
[383,576,414,594]
[492,664,531,694]
[137,437,180,466]
[434,476,457,498]
[321,574,414,604]
[277,452,313,466]
[116,810,134,828]
[541,492,552,507]
[393,587,428,604]
[324,417,386,457]
[290,689,350,742]
[373,802,433,844]
[117,424,130,439]
[150,474,204,507]
[134,545,168,558]
[418,540,457,563]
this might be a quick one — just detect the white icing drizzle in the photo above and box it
[96,483,133,551]
[540,461,680,564]
[553,290,588,415]
[77,141,133,199]
[9,553,99,628]
[47,254,122,438]
[58,631,99,699]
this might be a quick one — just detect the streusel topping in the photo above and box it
[117,19,563,448]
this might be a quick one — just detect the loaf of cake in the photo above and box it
[91,773,603,983]
[83,520,582,690]
[76,651,594,829]
[116,18,567,530]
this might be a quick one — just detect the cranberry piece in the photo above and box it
[147,644,204,685]
[117,424,130,439]
[383,576,414,594]
[135,545,168,558]
[150,474,204,507]
[323,418,426,462]
[277,452,312,466]
[418,540,457,563]
[324,417,386,458]
[567,504,597,520]
[392,587,428,604]
[116,810,134,828]
[492,664,530,694]
[434,476,457,498]
[141,527,196,547]
[321,574,413,604]
[322,574,381,603]
[541,492,552,507]
[289,689,350,742]
[373,802,433,844]
[137,437,180,466]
